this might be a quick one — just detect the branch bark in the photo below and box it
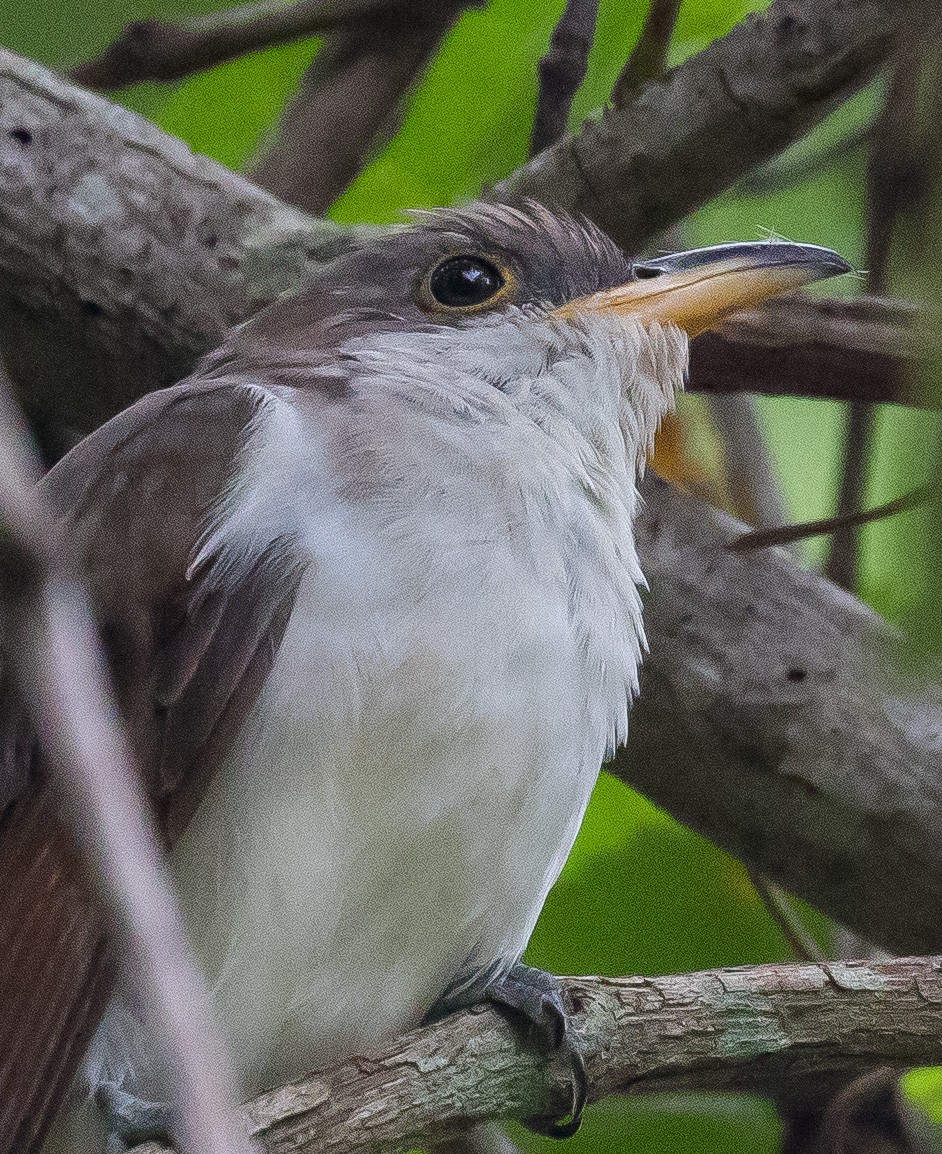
[248,1,474,214]
[611,0,681,104]
[688,295,928,410]
[67,0,401,90]
[127,957,942,1154]
[496,0,931,253]
[529,0,599,157]
[618,477,942,956]
[69,0,403,91]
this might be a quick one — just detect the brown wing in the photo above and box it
[0,380,303,1154]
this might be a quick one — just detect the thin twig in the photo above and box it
[0,359,251,1154]
[529,0,600,157]
[747,869,828,963]
[825,59,920,590]
[737,122,873,196]
[69,0,399,90]
[706,393,791,530]
[728,484,931,553]
[611,0,682,105]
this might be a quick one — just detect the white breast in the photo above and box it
[87,353,650,1104]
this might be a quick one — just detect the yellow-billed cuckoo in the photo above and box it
[0,202,849,1154]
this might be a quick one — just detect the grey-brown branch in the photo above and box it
[0,49,929,458]
[128,957,942,1154]
[69,0,405,90]
[529,0,599,157]
[498,0,929,254]
[247,0,476,215]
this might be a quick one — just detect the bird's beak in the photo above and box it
[558,242,852,337]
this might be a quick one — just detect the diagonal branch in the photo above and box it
[69,0,403,91]
[616,477,942,956]
[0,360,250,1154]
[127,957,942,1154]
[248,0,475,214]
[497,0,934,253]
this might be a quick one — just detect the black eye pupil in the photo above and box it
[429,256,504,308]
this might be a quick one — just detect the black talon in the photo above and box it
[483,963,588,1138]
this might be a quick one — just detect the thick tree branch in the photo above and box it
[497,0,930,252]
[617,478,942,956]
[248,1,475,214]
[689,295,928,409]
[126,957,942,1154]
[0,48,366,454]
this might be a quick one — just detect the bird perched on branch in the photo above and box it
[0,201,848,1154]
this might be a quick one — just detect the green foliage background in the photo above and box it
[3,1,935,1150]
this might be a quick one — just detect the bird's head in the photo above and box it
[234,201,849,469]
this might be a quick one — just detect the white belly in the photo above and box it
[82,384,647,1108]
[162,556,601,1097]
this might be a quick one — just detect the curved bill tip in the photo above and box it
[560,240,853,338]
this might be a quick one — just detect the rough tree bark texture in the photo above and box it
[496,0,919,250]
[621,480,942,956]
[1,44,941,955]
[0,50,361,452]
[0,0,928,447]
[129,958,942,1154]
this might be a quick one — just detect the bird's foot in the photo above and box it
[484,963,587,1139]
[94,1081,173,1153]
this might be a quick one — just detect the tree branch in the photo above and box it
[825,54,919,591]
[248,1,475,214]
[0,360,250,1154]
[611,0,681,104]
[497,0,930,252]
[529,0,599,157]
[69,0,403,91]
[127,957,942,1154]
[688,295,928,409]
[617,477,942,956]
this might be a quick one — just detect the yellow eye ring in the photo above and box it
[417,253,515,314]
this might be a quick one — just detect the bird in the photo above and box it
[0,201,850,1154]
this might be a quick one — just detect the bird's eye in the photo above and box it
[428,256,505,309]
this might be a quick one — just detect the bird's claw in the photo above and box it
[484,963,587,1138]
[94,1081,173,1152]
